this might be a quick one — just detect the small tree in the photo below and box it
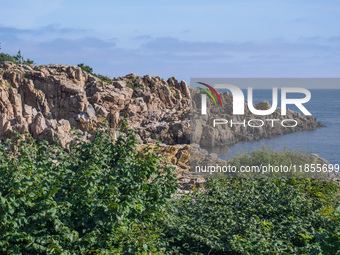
[0,45,35,65]
[78,63,94,74]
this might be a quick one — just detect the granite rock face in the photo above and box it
[0,62,191,146]
[0,62,324,148]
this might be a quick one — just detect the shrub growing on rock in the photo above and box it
[164,178,340,254]
[0,118,339,254]
[0,121,178,254]
[0,44,34,65]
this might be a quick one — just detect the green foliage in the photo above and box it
[77,63,94,74]
[95,74,111,82]
[0,121,178,254]
[164,178,340,254]
[224,145,328,179]
[77,63,111,82]
[0,45,35,65]
[0,90,338,254]
[227,145,312,169]
[0,129,339,254]
[287,178,339,207]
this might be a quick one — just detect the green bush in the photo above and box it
[162,147,340,254]
[227,146,312,167]
[0,44,35,65]
[0,121,178,254]
[77,63,94,74]
[77,63,111,82]
[164,178,340,254]
[0,113,339,254]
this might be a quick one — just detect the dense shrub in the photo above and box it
[0,122,178,254]
[164,178,340,254]
[227,146,312,168]
[162,148,340,254]
[77,63,94,74]
[0,118,339,254]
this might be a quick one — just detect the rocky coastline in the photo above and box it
[0,61,331,187]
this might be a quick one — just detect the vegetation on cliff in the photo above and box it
[77,63,111,82]
[0,43,35,65]
[0,122,178,254]
[0,46,339,254]
[166,177,339,254]
[0,126,339,254]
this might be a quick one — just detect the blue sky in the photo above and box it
[1,0,340,85]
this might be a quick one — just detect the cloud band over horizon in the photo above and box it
[1,1,340,88]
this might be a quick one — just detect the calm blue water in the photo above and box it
[213,89,340,164]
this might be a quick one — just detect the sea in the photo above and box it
[210,89,340,165]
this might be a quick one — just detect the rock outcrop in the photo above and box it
[0,62,191,146]
[0,61,323,148]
